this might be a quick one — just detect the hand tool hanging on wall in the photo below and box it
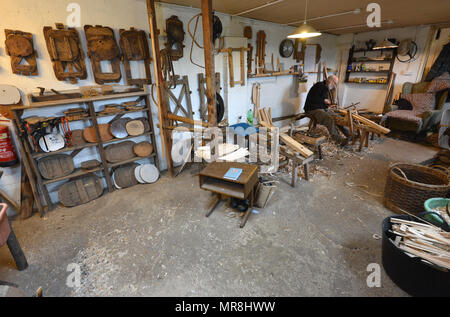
[84,25,122,84]
[220,47,250,87]
[43,23,87,84]
[293,39,306,64]
[165,16,185,61]
[119,27,153,86]
[160,48,177,89]
[243,26,253,75]
[256,31,266,74]
[187,13,222,69]
[4,30,38,76]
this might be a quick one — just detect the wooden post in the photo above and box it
[201,0,217,126]
[146,0,174,176]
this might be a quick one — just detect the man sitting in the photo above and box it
[304,75,349,146]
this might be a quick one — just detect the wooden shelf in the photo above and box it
[32,142,99,159]
[103,132,154,145]
[345,45,397,85]
[108,153,157,168]
[13,90,148,110]
[352,47,397,53]
[352,59,393,63]
[347,71,389,74]
[43,166,104,185]
[96,107,149,119]
[345,81,388,85]
[248,72,300,79]
[12,85,160,215]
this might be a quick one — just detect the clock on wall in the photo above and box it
[279,39,294,58]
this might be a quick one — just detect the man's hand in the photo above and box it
[329,104,337,109]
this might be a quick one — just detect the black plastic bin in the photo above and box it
[382,215,450,297]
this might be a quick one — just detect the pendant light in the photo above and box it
[288,0,322,39]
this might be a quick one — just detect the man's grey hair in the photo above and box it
[327,75,339,84]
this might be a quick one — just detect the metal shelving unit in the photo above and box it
[11,86,160,215]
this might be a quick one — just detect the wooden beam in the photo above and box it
[201,0,217,126]
[167,114,211,128]
[146,0,174,176]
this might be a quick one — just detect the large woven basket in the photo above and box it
[384,164,450,214]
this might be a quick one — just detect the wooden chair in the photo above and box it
[0,204,28,271]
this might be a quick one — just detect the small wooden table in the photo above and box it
[199,162,259,228]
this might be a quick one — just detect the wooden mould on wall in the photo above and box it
[165,16,185,61]
[4,29,38,76]
[43,23,87,84]
[119,28,152,86]
[84,25,122,84]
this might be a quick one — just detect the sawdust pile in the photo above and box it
[280,125,382,181]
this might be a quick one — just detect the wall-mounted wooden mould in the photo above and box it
[119,28,152,86]
[84,25,122,84]
[4,30,38,76]
[165,16,185,61]
[256,31,266,74]
[43,23,87,84]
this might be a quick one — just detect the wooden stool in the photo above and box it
[279,147,314,187]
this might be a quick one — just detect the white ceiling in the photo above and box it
[153,0,450,34]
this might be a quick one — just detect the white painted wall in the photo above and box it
[0,0,338,213]
[338,25,432,113]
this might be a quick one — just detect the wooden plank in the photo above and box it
[168,113,211,128]
[146,0,174,176]
[15,90,148,110]
[19,165,33,219]
[280,134,314,158]
[201,0,217,126]
[87,102,114,192]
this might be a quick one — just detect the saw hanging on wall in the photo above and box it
[84,25,122,84]
[165,16,185,61]
[43,23,87,84]
[119,27,152,86]
[244,26,253,75]
[4,29,38,76]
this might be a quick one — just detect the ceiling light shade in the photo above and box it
[373,39,398,50]
[288,22,322,39]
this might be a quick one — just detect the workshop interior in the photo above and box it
[0,0,449,298]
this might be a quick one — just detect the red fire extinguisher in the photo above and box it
[0,124,18,167]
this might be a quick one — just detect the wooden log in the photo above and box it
[167,114,211,128]
[146,0,174,176]
[201,0,217,126]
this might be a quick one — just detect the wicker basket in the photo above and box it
[384,163,450,214]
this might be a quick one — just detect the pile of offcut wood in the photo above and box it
[390,218,450,270]
[257,107,313,159]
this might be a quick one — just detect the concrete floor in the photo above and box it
[0,138,439,297]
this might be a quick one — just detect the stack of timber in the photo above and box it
[390,218,450,270]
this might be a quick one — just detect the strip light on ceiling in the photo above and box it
[233,0,284,16]
[286,8,361,26]
[320,20,394,32]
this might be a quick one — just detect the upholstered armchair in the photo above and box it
[384,73,450,134]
